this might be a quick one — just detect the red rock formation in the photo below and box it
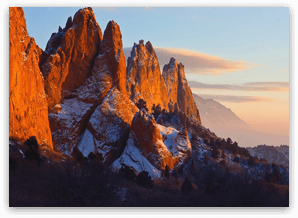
[126,40,169,112]
[9,7,52,147]
[162,57,201,122]
[93,20,126,94]
[47,16,131,154]
[78,87,139,163]
[129,109,178,170]
[42,7,103,110]
[76,21,135,161]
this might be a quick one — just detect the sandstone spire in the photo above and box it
[92,20,127,95]
[42,7,103,110]
[76,21,138,163]
[9,7,52,147]
[126,40,169,112]
[162,57,201,122]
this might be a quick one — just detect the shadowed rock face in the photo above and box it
[129,109,178,170]
[162,57,201,123]
[111,109,194,178]
[78,87,139,164]
[9,7,52,148]
[126,40,169,112]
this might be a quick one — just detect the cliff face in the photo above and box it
[45,14,135,155]
[9,7,52,147]
[42,7,103,110]
[76,20,138,162]
[126,40,169,112]
[162,58,201,122]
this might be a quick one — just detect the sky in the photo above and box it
[22,7,289,140]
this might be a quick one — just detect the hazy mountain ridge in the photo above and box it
[192,93,250,129]
[247,145,289,167]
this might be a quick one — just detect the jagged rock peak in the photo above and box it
[64,16,73,30]
[98,20,127,94]
[102,20,122,43]
[162,58,201,122]
[163,57,178,73]
[126,40,169,112]
[145,41,155,54]
[42,7,103,110]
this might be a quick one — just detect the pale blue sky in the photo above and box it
[22,7,289,137]
[23,7,289,85]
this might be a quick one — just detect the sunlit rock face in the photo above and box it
[162,57,201,122]
[44,10,133,155]
[42,7,103,110]
[126,40,169,112]
[9,7,52,147]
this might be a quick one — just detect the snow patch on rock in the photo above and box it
[111,135,161,179]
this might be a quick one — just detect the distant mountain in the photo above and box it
[247,145,289,167]
[191,94,289,148]
[192,94,250,130]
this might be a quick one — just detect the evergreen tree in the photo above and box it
[181,176,193,193]
[152,104,162,120]
[120,166,136,181]
[136,171,154,189]
[24,136,41,166]
[136,99,148,111]
[164,165,170,179]
[71,147,84,163]
[271,168,282,183]
[226,137,232,145]
[24,136,39,150]
[88,151,103,162]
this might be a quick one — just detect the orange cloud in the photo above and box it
[189,81,289,92]
[154,47,259,74]
[196,93,274,103]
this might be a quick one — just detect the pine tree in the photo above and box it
[152,104,162,119]
[71,147,84,163]
[24,136,39,150]
[136,171,154,189]
[120,166,136,181]
[164,165,170,179]
[136,99,148,111]
[24,136,41,166]
[181,176,193,193]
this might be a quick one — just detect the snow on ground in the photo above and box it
[157,124,191,155]
[157,124,192,167]
[77,129,95,156]
[111,135,161,179]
